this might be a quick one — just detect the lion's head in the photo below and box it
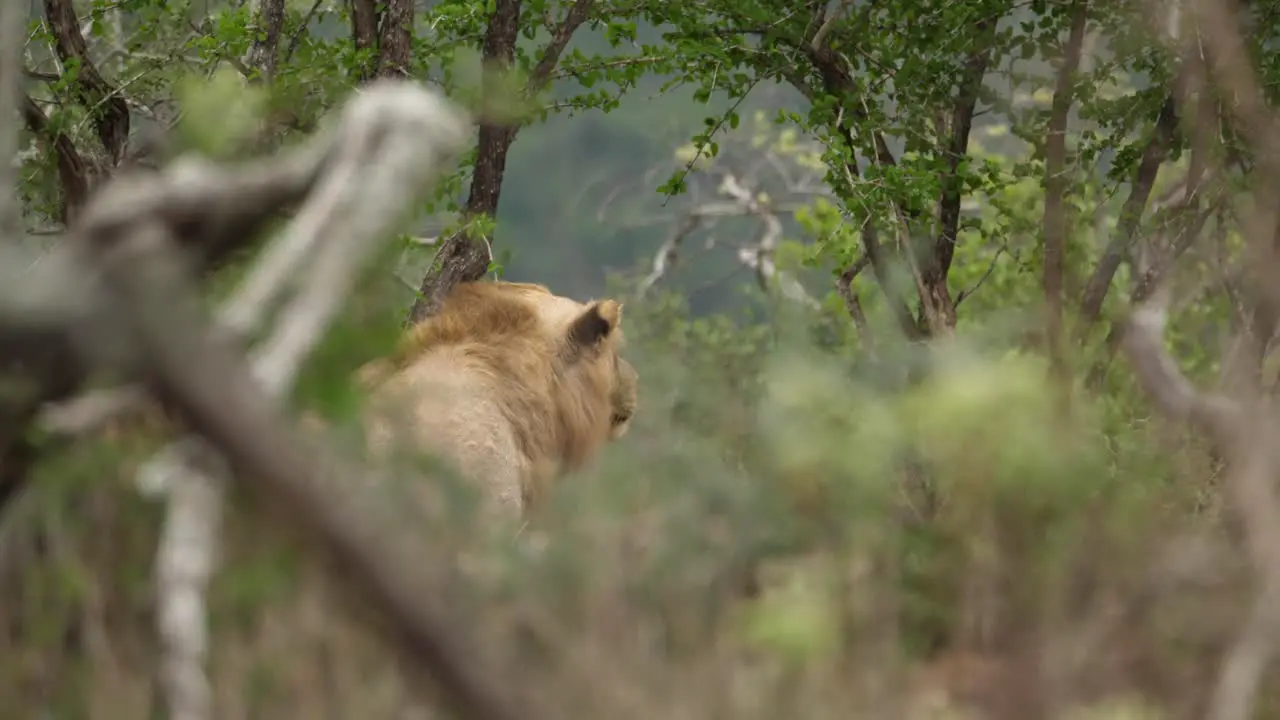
[358,280,637,513]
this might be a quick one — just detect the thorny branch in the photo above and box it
[0,80,539,720]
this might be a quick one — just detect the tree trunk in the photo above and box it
[1042,3,1089,394]
[349,0,379,81]
[404,0,597,324]
[406,0,522,324]
[244,0,286,81]
[377,0,414,79]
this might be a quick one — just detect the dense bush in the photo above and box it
[0,277,1258,718]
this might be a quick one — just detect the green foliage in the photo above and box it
[441,46,541,126]
[174,65,269,157]
[738,561,841,664]
[0,256,1259,716]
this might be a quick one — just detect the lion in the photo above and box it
[356,280,637,521]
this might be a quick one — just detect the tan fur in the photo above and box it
[358,280,637,520]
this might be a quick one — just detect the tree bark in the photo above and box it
[377,0,415,79]
[349,0,379,81]
[244,0,287,81]
[407,124,517,324]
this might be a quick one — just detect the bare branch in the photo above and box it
[37,385,148,436]
[99,226,529,720]
[638,214,702,296]
[145,437,225,720]
[1209,489,1280,720]
[954,247,1007,309]
[635,156,823,309]
[1083,168,1219,389]
[0,80,534,720]
[1191,0,1280,329]
[714,172,817,306]
[140,84,473,720]
[1128,174,1217,304]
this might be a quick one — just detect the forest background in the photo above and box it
[7,0,1280,718]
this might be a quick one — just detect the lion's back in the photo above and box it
[364,350,528,520]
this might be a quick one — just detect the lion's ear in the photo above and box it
[566,300,622,355]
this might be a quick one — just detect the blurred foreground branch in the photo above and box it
[0,80,534,720]
[1119,1,1280,718]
